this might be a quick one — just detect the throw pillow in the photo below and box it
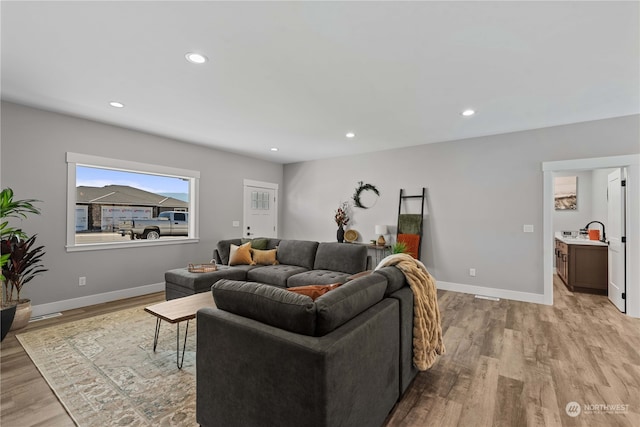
[250,238,269,250]
[241,237,269,250]
[397,233,420,259]
[229,242,255,266]
[252,248,279,265]
[288,283,341,301]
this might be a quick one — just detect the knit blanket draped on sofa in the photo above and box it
[375,253,445,370]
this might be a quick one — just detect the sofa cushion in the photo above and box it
[373,266,406,295]
[288,283,341,300]
[229,243,255,266]
[241,237,269,250]
[287,270,351,287]
[276,240,319,269]
[315,273,387,336]
[247,264,309,287]
[313,242,368,274]
[252,248,279,266]
[211,280,316,336]
[165,267,247,293]
[216,239,242,265]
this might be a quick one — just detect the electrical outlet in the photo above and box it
[232,221,240,227]
[469,268,476,277]
[79,276,86,286]
[523,224,534,233]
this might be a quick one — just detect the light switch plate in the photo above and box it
[232,221,240,227]
[523,224,534,233]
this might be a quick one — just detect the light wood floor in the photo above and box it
[2,277,639,426]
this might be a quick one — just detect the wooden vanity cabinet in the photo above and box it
[555,238,607,294]
[555,239,569,285]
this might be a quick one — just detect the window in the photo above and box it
[66,153,199,251]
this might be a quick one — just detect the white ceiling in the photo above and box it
[2,1,638,164]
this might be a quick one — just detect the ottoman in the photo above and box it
[165,266,247,300]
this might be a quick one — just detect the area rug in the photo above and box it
[16,305,197,426]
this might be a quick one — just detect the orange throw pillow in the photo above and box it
[287,283,341,301]
[229,242,255,266]
[397,234,420,259]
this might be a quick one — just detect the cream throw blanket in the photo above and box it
[375,253,445,370]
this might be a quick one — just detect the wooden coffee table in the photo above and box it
[144,292,215,369]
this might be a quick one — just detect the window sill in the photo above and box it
[66,238,200,252]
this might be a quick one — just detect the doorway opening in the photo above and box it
[542,154,640,318]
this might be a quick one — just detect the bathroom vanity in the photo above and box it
[555,235,608,294]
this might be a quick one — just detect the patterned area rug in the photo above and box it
[16,306,197,426]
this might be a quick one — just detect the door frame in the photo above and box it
[542,154,640,318]
[243,179,279,238]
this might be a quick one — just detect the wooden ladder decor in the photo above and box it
[396,188,426,259]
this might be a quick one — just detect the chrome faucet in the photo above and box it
[581,221,606,242]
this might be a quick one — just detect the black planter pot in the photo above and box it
[337,226,345,243]
[1,305,17,341]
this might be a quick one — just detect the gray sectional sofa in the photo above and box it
[165,238,370,299]
[195,239,419,427]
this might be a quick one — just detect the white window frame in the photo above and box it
[66,152,200,252]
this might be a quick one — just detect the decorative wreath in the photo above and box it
[352,181,380,209]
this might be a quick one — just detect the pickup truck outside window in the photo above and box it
[119,211,189,240]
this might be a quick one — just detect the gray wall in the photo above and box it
[283,115,640,295]
[1,102,283,310]
[552,168,616,236]
[552,170,593,235]
[2,100,638,310]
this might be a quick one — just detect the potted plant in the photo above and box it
[391,241,408,254]
[1,188,45,335]
[0,253,14,340]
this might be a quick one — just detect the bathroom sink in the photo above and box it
[557,235,608,246]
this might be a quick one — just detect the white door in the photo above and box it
[243,183,277,238]
[608,168,626,312]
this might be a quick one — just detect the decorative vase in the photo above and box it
[337,225,345,243]
[9,300,32,331]
[1,304,17,341]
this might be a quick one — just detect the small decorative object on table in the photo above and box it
[344,229,358,243]
[334,201,350,243]
[375,225,388,246]
[188,263,218,273]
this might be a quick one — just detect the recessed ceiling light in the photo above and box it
[461,109,475,116]
[270,147,279,152]
[185,52,208,64]
[346,132,356,138]
[109,101,124,108]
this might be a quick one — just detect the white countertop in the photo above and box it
[555,233,608,246]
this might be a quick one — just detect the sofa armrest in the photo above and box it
[211,248,222,264]
[196,299,399,427]
[388,286,418,395]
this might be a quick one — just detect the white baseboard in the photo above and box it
[30,280,546,318]
[437,281,547,305]
[31,282,165,318]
